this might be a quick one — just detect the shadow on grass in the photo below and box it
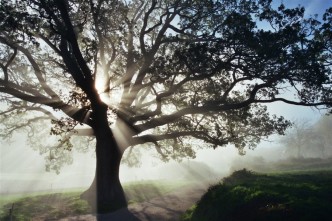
[96,208,141,221]
[0,180,189,220]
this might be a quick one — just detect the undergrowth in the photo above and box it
[181,169,332,221]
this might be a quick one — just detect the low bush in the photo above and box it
[181,169,332,221]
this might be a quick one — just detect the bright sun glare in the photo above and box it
[95,67,123,107]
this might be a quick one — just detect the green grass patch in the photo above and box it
[0,192,89,221]
[181,169,332,221]
[0,179,188,221]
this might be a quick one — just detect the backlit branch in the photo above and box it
[0,36,60,99]
[0,116,50,138]
[0,85,92,125]
[255,98,332,107]
[131,130,228,147]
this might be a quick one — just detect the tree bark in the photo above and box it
[97,131,127,213]
[81,132,127,213]
[81,105,127,213]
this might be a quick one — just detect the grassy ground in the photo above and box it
[0,179,188,221]
[181,169,332,221]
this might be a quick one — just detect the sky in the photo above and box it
[1,0,332,194]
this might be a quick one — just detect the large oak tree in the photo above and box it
[0,0,331,213]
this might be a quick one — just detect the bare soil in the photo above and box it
[58,182,209,221]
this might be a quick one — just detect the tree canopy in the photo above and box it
[0,0,331,170]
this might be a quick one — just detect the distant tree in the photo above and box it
[0,0,331,213]
[281,119,313,158]
[281,116,332,158]
[313,115,332,157]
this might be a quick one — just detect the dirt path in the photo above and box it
[59,182,209,221]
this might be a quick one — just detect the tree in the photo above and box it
[281,116,332,158]
[0,0,331,213]
[313,115,332,157]
[281,119,313,158]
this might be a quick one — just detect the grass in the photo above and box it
[181,169,332,221]
[124,179,189,204]
[0,179,188,221]
[1,192,89,221]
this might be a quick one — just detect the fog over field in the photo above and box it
[2,105,331,194]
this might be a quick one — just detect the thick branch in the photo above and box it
[255,98,332,107]
[133,82,278,132]
[0,86,92,125]
[139,0,157,55]
[131,130,228,147]
[55,0,93,83]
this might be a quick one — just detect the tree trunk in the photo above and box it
[97,131,127,213]
[81,130,127,213]
[81,106,127,213]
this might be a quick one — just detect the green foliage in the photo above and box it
[181,204,197,221]
[181,169,332,221]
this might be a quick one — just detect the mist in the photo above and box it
[1,107,331,195]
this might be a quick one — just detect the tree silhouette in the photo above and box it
[0,0,331,213]
[282,116,332,158]
[281,119,313,158]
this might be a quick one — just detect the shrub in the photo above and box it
[181,170,332,221]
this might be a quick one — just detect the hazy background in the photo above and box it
[1,0,332,194]
[0,104,327,194]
